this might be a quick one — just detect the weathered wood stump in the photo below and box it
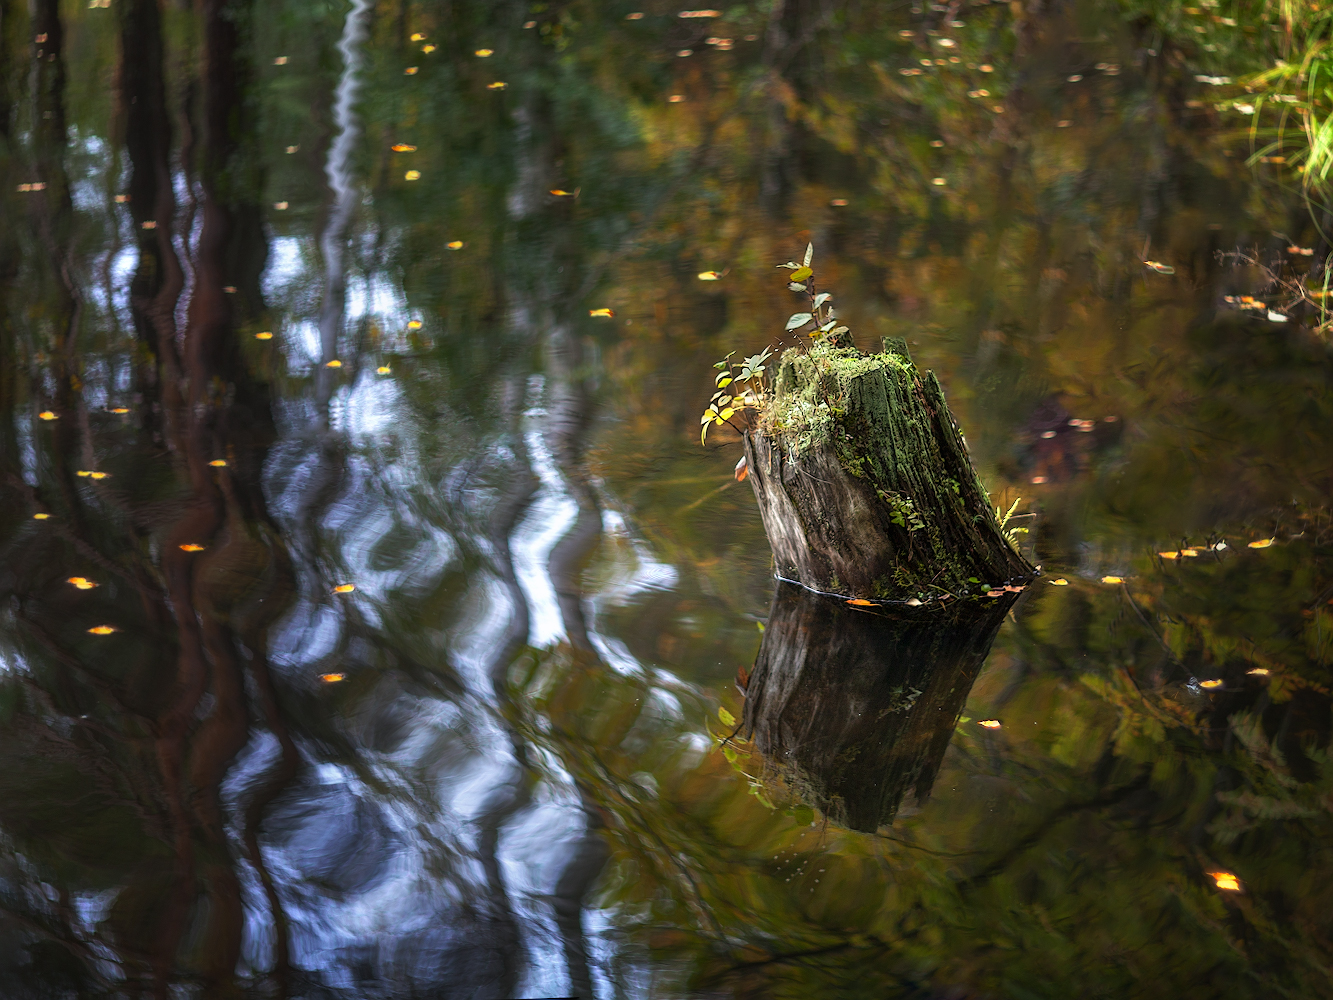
[743,339,1034,601]
[742,582,1013,831]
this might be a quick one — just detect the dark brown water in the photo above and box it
[2,0,1332,997]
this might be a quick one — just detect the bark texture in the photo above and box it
[742,582,1013,831]
[743,341,1034,600]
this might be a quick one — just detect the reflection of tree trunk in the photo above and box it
[743,582,1014,831]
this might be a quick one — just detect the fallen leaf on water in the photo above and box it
[110,407,130,414]
[678,9,721,17]
[407,320,423,329]
[179,544,205,552]
[1287,245,1313,255]
[38,410,57,421]
[286,145,298,154]
[142,221,158,229]
[88,626,117,635]
[33,513,51,520]
[405,170,421,180]
[1267,310,1287,322]
[1159,551,1179,559]
[1030,475,1048,484]
[734,454,748,482]
[668,94,686,102]
[932,177,947,186]
[320,673,346,683]
[1049,578,1069,585]
[377,366,392,374]
[626,12,644,19]
[325,359,342,368]
[209,460,227,467]
[550,189,575,197]
[698,271,724,280]
[1210,872,1240,891]
[223,286,237,293]
[589,308,615,317]
[1247,668,1270,676]
[979,720,1002,729]
[273,56,288,65]
[986,589,1005,597]
[422,44,436,53]
[830,198,848,206]
[1143,260,1175,274]
[487,81,507,90]
[1199,679,1224,689]
[255,332,273,340]
[1101,575,1124,584]
[410,32,426,40]
[333,584,356,594]
[847,598,875,606]
[67,577,97,590]
[475,48,493,56]
[1181,548,1199,557]
[274,201,289,210]
[1248,538,1275,548]
[405,67,419,75]
[115,194,130,203]
[447,241,464,249]
[391,144,417,152]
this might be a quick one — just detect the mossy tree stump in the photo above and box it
[742,339,1034,601]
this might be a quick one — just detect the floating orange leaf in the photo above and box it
[668,94,686,102]
[110,407,130,414]
[986,589,1004,597]
[255,331,273,340]
[1158,551,1179,559]
[391,144,417,152]
[405,67,418,75]
[830,198,848,206]
[1181,548,1199,557]
[1248,538,1275,548]
[422,44,436,53]
[114,194,130,203]
[1048,578,1069,585]
[846,598,875,606]
[179,544,205,552]
[273,55,288,65]
[1199,679,1224,690]
[447,241,464,249]
[550,189,575,197]
[325,359,342,368]
[1247,668,1270,677]
[1143,260,1175,274]
[979,720,1002,729]
[38,410,57,421]
[67,577,97,590]
[678,9,721,17]
[319,672,347,683]
[209,459,227,467]
[333,583,356,594]
[1101,575,1124,584]
[87,626,117,635]
[377,366,392,374]
[734,454,748,482]
[223,286,237,293]
[589,308,615,318]
[626,11,644,18]
[405,170,421,180]
[475,48,493,56]
[1210,872,1240,891]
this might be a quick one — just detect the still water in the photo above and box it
[2,0,1332,996]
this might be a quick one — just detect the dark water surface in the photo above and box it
[2,0,1332,997]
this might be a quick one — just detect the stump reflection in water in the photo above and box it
[742,582,1016,832]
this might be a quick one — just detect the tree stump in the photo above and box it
[742,339,1035,602]
[741,582,1012,831]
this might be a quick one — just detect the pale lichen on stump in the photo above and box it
[742,338,1034,601]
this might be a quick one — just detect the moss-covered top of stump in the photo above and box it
[749,339,1034,602]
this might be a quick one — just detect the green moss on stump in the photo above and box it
[742,340,1034,602]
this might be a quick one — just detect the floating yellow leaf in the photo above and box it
[1181,548,1199,557]
[1247,668,1270,677]
[320,672,346,683]
[410,32,426,40]
[589,308,615,318]
[830,198,848,206]
[405,170,421,180]
[179,544,205,552]
[979,719,1002,729]
[447,241,464,249]
[407,320,423,329]
[1248,538,1275,549]
[550,189,575,197]
[33,513,51,520]
[325,359,342,368]
[1199,679,1224,689]
[1049,578,1069,585]
[38,410,57,421]
[422,44,436,53]
[1158,551,1179,560]
[377,366,392,374]
[110,407,129,414]
[698,270,724,280]
[405,67,419,75]
[208,459,227,467]
[475,48,493,56]
[487,81,507,90]
[391,144,417,152]
[255,332,273,340]
[67,577,97,590]
[333,583,356,594]
[846,598,875,606]
[87,626,117,635]
[1210,872,1240,891]
[1101,575,1124,584]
